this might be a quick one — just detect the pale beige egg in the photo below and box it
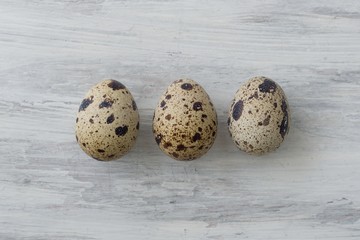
[228,76,290,154]
[75,79,139,161]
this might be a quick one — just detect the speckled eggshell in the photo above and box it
[75,79,139,161]
[152,79,217,160]
[228,76,290,155]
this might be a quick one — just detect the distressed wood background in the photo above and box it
[1,0,360,239]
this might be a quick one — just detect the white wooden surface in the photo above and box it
[1,0,360,239]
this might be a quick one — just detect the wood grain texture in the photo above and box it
[0,0,360,239]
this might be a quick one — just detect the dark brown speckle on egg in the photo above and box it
[160,100,166,108]
[232,100,243,121]
[263,115,271,126]
[193,102,203,111]
[163,142,172,148]
[79,97,94,112]
[181,83,193,90]
[258,78,277,93]
[115,125,128,136]
[165,114,172,120]
[176,144,186,151]
[132,100,137,111]
[99,98,114,109]
[192,133,201,142]
[155,134,163,145]
[106,114,115,124]
[107,80,125,90]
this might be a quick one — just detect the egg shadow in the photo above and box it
[201,103,320,171]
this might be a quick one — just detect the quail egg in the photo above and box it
[228,76,290,154]
[153,79,217,160]
[75,79,139,161]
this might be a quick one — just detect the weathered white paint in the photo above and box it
[0,0,360,239]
